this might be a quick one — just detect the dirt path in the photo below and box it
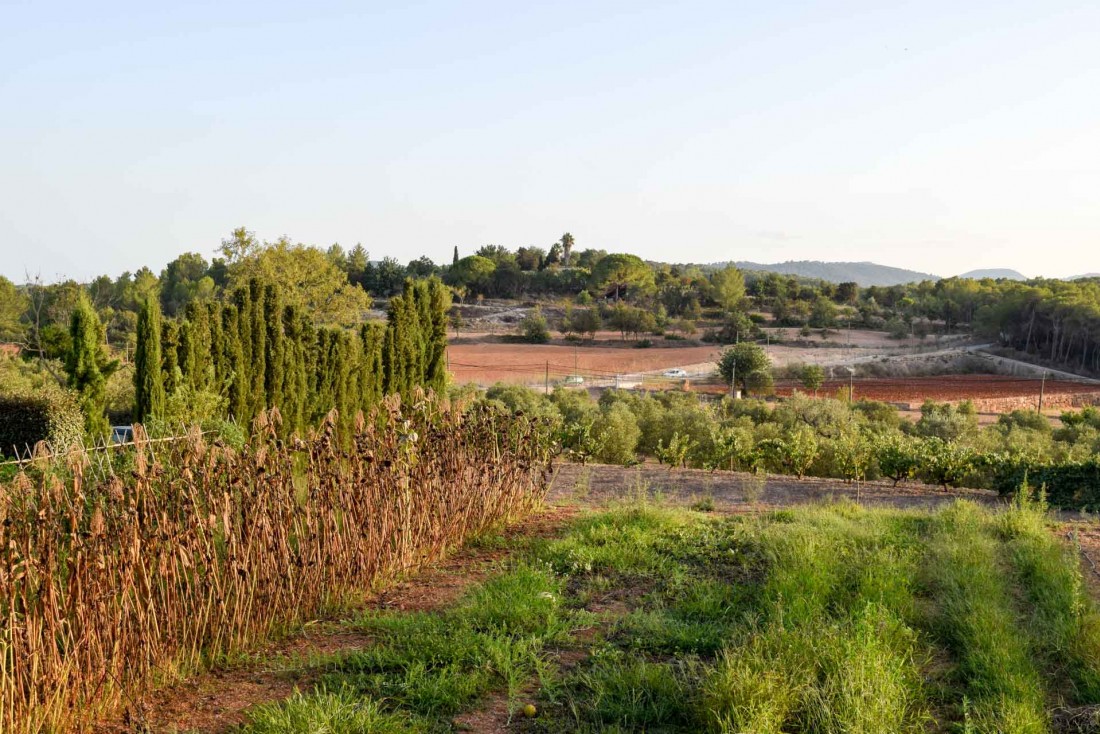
[94,507,579,734]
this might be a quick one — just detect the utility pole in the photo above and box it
[1038,371,1047,413]
[545,361,550,395]
[729,360,737,399]
[574,344,579,380]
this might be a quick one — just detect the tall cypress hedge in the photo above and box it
[138,275,448,435]
[134,296,165,424]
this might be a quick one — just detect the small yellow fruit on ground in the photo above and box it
[523,703,537,718]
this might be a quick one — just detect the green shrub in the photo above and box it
[876,434,921,486]
[592,403,641,465]
[0,388,84,458]
[518,307,551,344]
[997,410,1050,434]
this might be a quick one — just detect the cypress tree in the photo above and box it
[248,278,266,417]
[177,320,194,388]
[382,295,401,395]
[401,287,422,394]
[263,283,284,412]
[359,323,384,411]
[161,319,180,397]
[452,245,459,266]
[66,294,113,438]
[134,295,166,425]
[208,302,225,389]
[334,330,355,435]
[289,307,314,434]
[425,277,450,391]
[222,304,246,421]
[233,287,253,423]
[280,305,306,435]
[181,301,212,391]
[413,279,432,384]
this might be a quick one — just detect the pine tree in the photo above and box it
[133,295,166,425]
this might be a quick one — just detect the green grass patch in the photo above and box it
[922,500,1049,733]
[237,498,1096,733]
[998,490,1100,706]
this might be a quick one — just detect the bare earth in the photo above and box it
[447,341,723,385]
[548,462,1002,512]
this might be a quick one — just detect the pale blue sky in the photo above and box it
[2,1,1098,282]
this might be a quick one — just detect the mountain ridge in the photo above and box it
[726,260,939,287]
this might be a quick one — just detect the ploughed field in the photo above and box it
[174,487,1100,734]
[774,374,1100,403]
[447,342,722,385]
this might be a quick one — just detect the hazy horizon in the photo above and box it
[2,1,1098,282]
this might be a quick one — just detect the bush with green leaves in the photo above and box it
[917,438,976,489]
[591,402,641,465]
[914,400,979,441]
[656,432,696,468]
[828,426,875,483]
[518,307,551,343]
[485,383,560,423]
[760,425,818,479]
[0,387,84,458]
[875,433,921,486]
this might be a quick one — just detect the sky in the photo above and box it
[1,0,1098,283]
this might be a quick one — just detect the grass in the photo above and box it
[235,497,1100,734]
[998,491,1100,705]
[922,500,1049,733]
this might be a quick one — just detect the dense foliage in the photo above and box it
[481,385,1100,509]
[133,277,449,437]
[0,388,83,457]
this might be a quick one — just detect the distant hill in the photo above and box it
[957,268,1027,280]
[1069,273,1100,280]
[729,260,939,287]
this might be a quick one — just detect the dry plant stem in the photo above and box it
[0,389,555,733]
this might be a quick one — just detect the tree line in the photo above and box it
[131,276,449,438]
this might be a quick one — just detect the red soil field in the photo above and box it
[773,375,1100,403]
[446,342,721,385]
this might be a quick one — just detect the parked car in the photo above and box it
[662,368,688,378]
[111,426,134,445]
[562,375,585,385]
